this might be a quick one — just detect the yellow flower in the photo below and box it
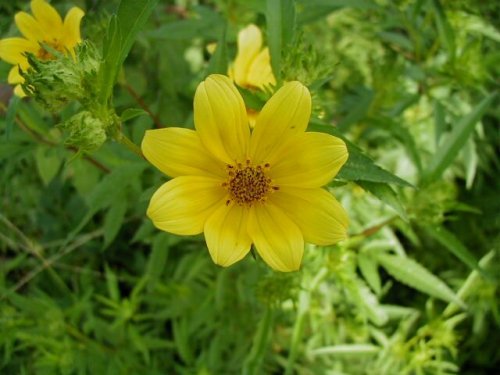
[230,24,276,91]
[142,75,348,272]
[0,0,84,97]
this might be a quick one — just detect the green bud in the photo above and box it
[59,111,107,152]
[20,41,100,111]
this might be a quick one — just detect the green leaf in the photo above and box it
[266,0,296,84]
[423,92,496,183]
[120,108,148,122]
[4,95,20,140]
[310,122,412,187]
[105,264,120,302]
[206,24,228,76]
[424,225,489,277]
[35,146,62,186]
[430,0,456,59]
[103,197,128,248]
[146,233,170,291]
[358,253,382,295]
[99,0,159,104]
[357,181,408,221]
[376,253,464,307]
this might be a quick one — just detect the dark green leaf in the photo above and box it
[121,108,148,122]
[376,253,464,307]
[423,92,496,183]
[266,0,296,84]
[357,181,408,221]
[103,197,128,248]
[206,24,228,76]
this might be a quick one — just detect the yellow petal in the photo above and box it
[270,187,348,245]
[194,74,250,163]
[14,85,27,98]
[0,38,37,65]
[247,47,275,90]
[147,176,226,236]
[249,81,311,164]
[142,127,226,178]
[14,12,45,42]
[268,132,348,188]
[247,203,304,272]
[62,7,84,48]
[31,0,63,39]
[204,203,252,267]
[233,24,262,87]
[8,66,24,84]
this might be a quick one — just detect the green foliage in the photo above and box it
[1,0,499,374]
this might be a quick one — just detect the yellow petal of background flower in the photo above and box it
[248,203,304,272]
[7,66,24,84]
[62,7,84,47]
[142,128,226,178]
[31,0,63,39]
[233,24,262,87]
[14,12,45,42]
[268,132,348,188]
[14,85,27,98]
[270,187,348,245]
[0,38,37,65]
[194,74,250,163]
[204,204,252,267]
[147,176,226,236]
[247,47,275,90]
[249,81,311,164]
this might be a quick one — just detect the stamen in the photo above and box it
[223,161,277,206]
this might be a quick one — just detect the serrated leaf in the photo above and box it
[423,92,496,183]
[357,181,408,221]
[121,108,148,123]
[310,122,413,187]
[376,253,464,307]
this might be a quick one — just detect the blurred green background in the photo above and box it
[1,0,499,374]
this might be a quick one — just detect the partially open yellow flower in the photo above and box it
[0,0,84,97]
[142,74,348,272]
[230,24,276,91]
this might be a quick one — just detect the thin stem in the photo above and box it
[123,83,163,129]
[115,131,144,158]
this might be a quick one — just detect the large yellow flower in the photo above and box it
[230,24,276,91]
[142,74,348,272]
[0,0,84,97]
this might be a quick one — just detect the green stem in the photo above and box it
[115,131,143,158]
[242,307,274,375]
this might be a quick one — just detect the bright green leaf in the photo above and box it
[376,253,465,307]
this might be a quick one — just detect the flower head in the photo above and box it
[0,0,84,97]
[230,24,276,91]
[142,74,348,272]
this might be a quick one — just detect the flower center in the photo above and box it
[223,161,278,206]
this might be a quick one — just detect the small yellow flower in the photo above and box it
[142,75,348,272]
[230,24,276,91]
[0,0,84,97]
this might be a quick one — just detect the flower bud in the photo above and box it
[59,111,107,152]
[21,42,100,111]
